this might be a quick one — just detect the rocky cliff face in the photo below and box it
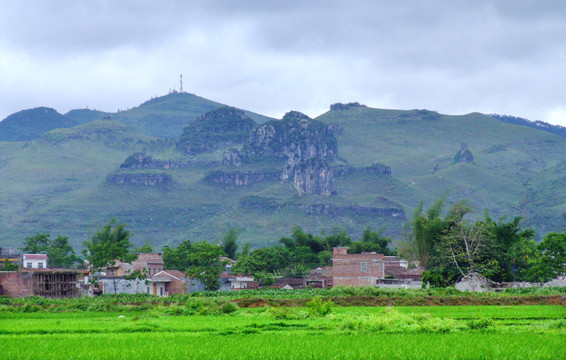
[454,141,475,163]
[205,169,281,186]
[300,203,406,220]
[329,102,367,111]
[331,163,391,177]
[120,152,218,169]
[292,158,335,196]
[177,107,256,155]
[107,172,173,187]
[222,148,244,167]
[242,111,337,162]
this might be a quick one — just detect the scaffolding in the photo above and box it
[32,271,78,298]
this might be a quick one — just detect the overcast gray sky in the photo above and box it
[1,0,565,126]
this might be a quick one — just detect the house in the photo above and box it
[112,253,164,277]
[151,270,206,295]
[332,247,386,287]
[0,269,79,297]
[22,254,48,269]
[220,273,255,290]
[304,267,333,288]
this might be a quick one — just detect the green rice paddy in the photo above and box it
[0,304,564,359]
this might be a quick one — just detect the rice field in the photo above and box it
[0,304,564,359]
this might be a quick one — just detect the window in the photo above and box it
[38,263,43,269]
[154,268,157,275]
[148,268,151,276]
[160,286,164,296]
[26,262,32,268]
[360,263,367,272]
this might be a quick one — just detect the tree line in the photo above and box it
[3,201,564,291]
[400,198,565,286]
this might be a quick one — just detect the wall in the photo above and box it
[332,248,385,287]
[101,277,149,295]
[0,272,34,297]
[23,259,47,269]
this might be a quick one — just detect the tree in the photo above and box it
[439,220,495,278]
[22,233,51,254]
[163,240,193,270]
[184,241,225,290]
[163,239,225,290]
[48,235,80,268]
[83,219,136,296]
[483,215,536,282]
[349,226,394,255]
[222,229,239,259]
[405,198,450,269]
[22,233,79,268]
[0,260,18,271]
[527,232,566,282]
[137,242,154,253]
[233,245,292,276]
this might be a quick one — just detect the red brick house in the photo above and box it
[113,253,164,277]
[332,247,386,287]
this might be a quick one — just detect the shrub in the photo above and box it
[467,318,493,330]
[219,301,239,314]
[306,297,333,317]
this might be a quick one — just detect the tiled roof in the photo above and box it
[271,277,305,289]
[136,253,164,264]
[23,254,48,260]
[155,270,186,280]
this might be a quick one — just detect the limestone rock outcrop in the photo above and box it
[454,141,475,164]
[292,158,335,196]
[107,172,173,187]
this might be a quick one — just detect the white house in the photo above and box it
[22,254,48,269]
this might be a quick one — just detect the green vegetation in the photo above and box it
[1,95,565,249]
[0,304,563,359]
[0,107,77,142]
[83,219,137,295]
[22,233,80,268]
[401,199,566,286]
[177,107,256,155]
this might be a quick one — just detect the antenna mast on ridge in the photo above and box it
[180,74,183,93]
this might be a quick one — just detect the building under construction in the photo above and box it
[0,269,79,298]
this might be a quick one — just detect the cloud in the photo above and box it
[546,107,566,127]
[1,1,565,126]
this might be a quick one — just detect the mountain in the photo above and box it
[110,92,274,139]
[65,109,110,124]
[0,98,564,251]
[489,114,566,138]
[0,107,77,141]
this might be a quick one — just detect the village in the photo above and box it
[0,247,423,298]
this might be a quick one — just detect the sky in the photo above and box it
[1,1,566,126]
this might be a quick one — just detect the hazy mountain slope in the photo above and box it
[315,106,566,227]
[65,109,110,124]
[490,114,566,138]
[0,121,158,247]
[526,160,566,235]
[111,92,274,139]
[0,98,564,250]
[0,107,77,141]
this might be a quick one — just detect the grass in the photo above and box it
[0,304,564,359]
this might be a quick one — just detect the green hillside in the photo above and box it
[0,107,77,141]
[111,92,274,138]
[0,98,564,251]
[65,109,110,124]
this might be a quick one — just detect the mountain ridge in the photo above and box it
[0,96,564,250]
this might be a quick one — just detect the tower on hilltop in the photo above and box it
[180,74,184,93]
